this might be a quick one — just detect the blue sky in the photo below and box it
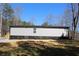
[10,3,68,25]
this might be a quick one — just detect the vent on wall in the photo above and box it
[33,28,36,33]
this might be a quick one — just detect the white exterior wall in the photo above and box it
[10,27,68,37]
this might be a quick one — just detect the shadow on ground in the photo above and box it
[38,46,79,56]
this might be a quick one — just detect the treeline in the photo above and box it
[0,3,34,26]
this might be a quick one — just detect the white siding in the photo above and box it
[10,27,68,37]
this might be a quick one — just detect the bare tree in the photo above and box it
[0,3,14,36]
[71,4,79,39]
[14,6,23,26]
[61,4,79,39]
[42,14,54,26]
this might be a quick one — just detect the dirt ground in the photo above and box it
[0,39,79,56]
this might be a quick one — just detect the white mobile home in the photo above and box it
[10,26,69,39]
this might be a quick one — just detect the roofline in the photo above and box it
[10,26,69,29]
